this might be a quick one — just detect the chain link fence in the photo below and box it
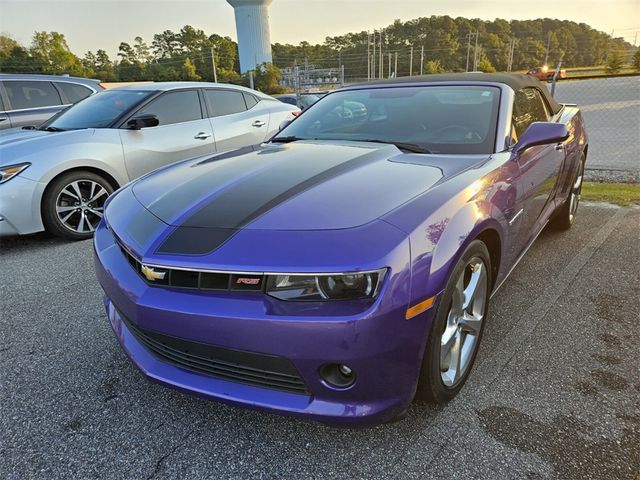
[551,75,640,182]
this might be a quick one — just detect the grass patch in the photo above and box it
[581,182,640,206]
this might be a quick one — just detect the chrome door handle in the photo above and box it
[194,132,212,140]
[252,120,266,128]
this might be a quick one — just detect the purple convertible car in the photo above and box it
[94,74,587,426]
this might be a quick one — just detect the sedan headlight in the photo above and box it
[0,163,31,184]
[265,269,387,301]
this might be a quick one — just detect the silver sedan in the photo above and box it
[0,82,299,239]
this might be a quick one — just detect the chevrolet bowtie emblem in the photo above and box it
[141,265,167,282]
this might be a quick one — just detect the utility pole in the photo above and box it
[466,32,472,72]
[420,45,424,75]
[388,52,391,78]
[372,31,376,80]
[210,46,218,82]
[409,45,413,76]
[544,31,551,66]
[474,33,479,71]
[605,29,614,64]
[367,33,371,80]
[378,30,384,78]
[394,52,398,77]
[507,38,515,72]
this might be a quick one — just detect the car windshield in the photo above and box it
[276,85,501,154]
[41,90,153,130]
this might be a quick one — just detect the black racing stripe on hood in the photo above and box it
[138,145,267,223]
[156,147,390,255]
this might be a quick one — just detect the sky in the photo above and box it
[1,0,638,58]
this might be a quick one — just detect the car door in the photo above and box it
[203,89,270,152]
[512,87,565,251]
[119,89,215,180]
[3,80,64,128]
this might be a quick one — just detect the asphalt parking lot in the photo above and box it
[1,204,638,479]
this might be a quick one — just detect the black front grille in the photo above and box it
[118,244,264,292]
[120,313,309,395]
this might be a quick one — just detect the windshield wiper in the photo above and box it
[270,136,308,143]
[358,139,431,154]
[40,126,66,132]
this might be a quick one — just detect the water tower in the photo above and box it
[226,0,274,73]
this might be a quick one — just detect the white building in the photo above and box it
[226,0,274,73]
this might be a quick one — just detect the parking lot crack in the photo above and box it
[146,429,196,480]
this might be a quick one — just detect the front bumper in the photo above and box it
[94,221,435,426]
[0,176,46,236]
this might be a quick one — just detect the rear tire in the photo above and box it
[41,170,114,240]
[416,240,491,404]
[551,154,585,230]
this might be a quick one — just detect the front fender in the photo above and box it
[404,183,513,311]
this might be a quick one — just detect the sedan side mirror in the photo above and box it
[278,119,292,131]
[126,114,159,130]
[513,122,569,155]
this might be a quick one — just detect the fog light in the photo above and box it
[319,363,356,389]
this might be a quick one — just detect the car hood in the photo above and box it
[0,127,94,149]
[132,141,449,233]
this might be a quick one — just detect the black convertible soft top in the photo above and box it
[352,73,562,114]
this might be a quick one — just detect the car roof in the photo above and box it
[111,82,273,99]
[347,73,562,114]
[0,73,101,86]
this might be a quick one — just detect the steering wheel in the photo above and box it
[430,125,483,142]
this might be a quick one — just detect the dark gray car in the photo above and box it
[0,74,103,130]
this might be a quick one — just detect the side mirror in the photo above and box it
[126,114,159,130]
[278,119,292,131]
[513,122,569,155]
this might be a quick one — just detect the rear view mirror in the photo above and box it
[513,122,569,155]
[126,114,159,130]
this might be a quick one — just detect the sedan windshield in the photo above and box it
[276,85,501,154]
[42,90,153,130]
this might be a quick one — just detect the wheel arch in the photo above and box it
[41,166,121,201]
[40,166,121,225]
[427,208,506,301]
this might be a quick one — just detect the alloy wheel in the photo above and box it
[440,257,488,387]
[55,179,108,234]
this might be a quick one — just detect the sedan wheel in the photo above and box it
[55,180,108,234]
[416,240,491,404]
[42,171,114,240]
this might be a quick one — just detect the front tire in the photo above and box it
[416,240,491,404]
[42,171,114,240]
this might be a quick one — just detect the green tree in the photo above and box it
[424,60,445,74]
[632,49,640,72]
[250,63,285,94]
[605,50,625,74]
[0,46,41,73]
[0,35,19,57]
[181,57,201,80]
[29,31,90,76]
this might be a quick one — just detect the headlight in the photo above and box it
[265,269,387,301]
[0,163,31,184]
